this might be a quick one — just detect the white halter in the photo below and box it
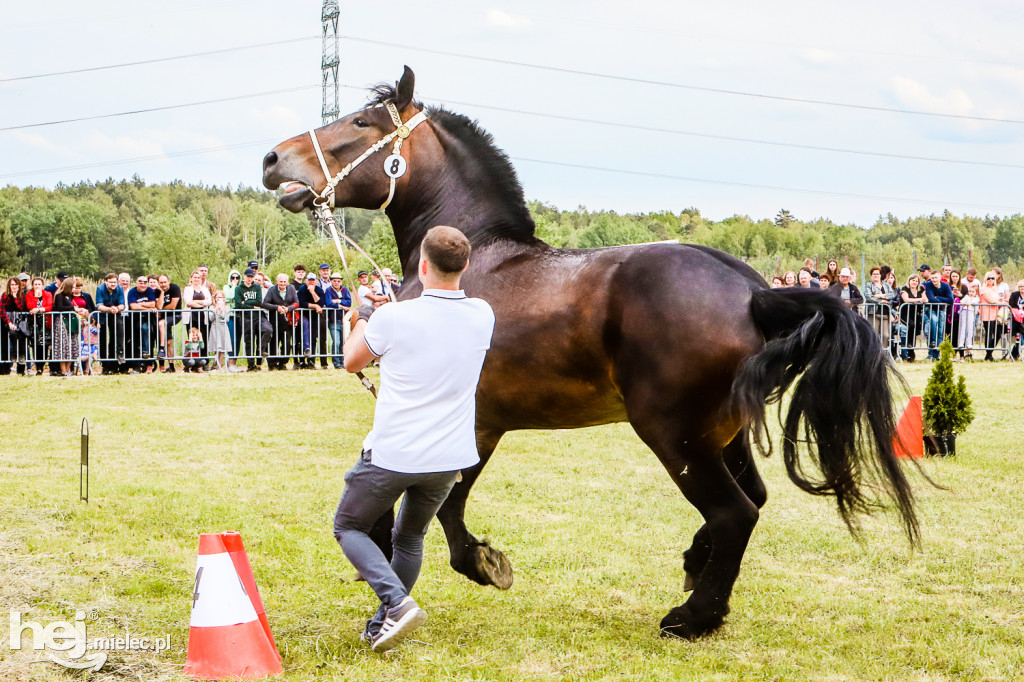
[307,101,428,211]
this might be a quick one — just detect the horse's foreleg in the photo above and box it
[436,429,512,589]
[682,429,766,591]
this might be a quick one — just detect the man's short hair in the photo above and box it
[294,264,307,272]
[967,267,978,276]
[422,225,470,275]
[104,272,117,281]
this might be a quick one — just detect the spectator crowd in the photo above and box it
[0,261,402,376]
[770,258,1024,362]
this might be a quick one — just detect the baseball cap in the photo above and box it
[305,273,317,280]
[247,260,259,269]
[357,270,368,277]
[918,264,931,272]
[244,267,256,276]
[319,263,330,270]
[56,271,70,280]
[17,272,30,281]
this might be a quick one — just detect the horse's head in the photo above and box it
[262,66,425,213]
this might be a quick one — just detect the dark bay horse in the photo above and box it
[262,67,917,639]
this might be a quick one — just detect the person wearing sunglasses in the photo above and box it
[979,272,1004,360]
[222,270,242,372]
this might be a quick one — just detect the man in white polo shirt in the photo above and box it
[334,225,495,653]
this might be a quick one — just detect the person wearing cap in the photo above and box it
[247,260,259,271]
[261,274,299,370]
[126,275,157,373]
[922,270,954,360]
[334,225,495,652]
[234,268,270,371]
[827,267,864,311]
[43,272,68,297]
[324,272,352,369]
[318,263,332,291]
[356,271,374,308]
[297,272,327,367]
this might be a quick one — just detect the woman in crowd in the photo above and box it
[182,270,212,348]
[1008,280,1024,361]
[25,277,53,376]
[947,270,966,352]
[958,280,981,360]
[770,276,783,288]
[862,267,894,350]
[782,271,797,287]
[899,273,928,361]
[824,259,839,282]
[72,278,97,374]
[50,278,81,376]
[979,271,1004,361]
[993,267,1011,302]
[0,276,29,374]
[207,291,233,371]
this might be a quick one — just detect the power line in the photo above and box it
[0,85,319,132]
[512,157,1024,213]
[341,35,1024,126]
[0,36,319,84]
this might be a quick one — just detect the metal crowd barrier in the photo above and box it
[87,307,352,371]
[891,301,1016,361]
[0,310,95,375]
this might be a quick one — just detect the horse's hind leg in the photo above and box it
[682,429,766,591]
[436,429,513,589]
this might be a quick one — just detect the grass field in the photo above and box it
[1,363,1022,681]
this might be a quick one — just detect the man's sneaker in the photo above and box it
[157,349,166,359]
[371,596,426,652]
[117,354,126,364]
[303,348,312,358]
[358,622,377,645]
[261,348,270,359]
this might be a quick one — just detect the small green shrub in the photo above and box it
[922,340,975,434]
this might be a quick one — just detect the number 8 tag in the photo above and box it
[384,154,407,179]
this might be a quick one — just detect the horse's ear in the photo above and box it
[395,66,415,110]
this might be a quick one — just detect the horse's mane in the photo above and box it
[367,85,536,243]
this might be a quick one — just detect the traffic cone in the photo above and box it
[183,533,283,679]
[892,395,924,459]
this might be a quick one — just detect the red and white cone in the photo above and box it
[183,532,282,680]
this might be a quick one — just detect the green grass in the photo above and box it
[0,364,1022,680]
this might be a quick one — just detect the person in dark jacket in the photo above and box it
[261,274,298,370]
[95,273,126,374]
[1008,279,1024,360]
[827,267,864,311]
[325,273,352,369]
[234,268,270,371]
[297,272,327,368]
[922,271,954,360]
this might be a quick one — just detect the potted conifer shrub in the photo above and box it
[921,340,974,456]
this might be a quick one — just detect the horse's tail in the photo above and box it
[733,288,919,544]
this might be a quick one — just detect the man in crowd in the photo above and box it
[261,274,298,371]
[291,265,309,366]
[334,225,495,652]
[325,272,351,369]
[941,264,952,283]
[96,273,126,374]
[234,267,270,371]
[197,265,217,297]
[923,269,954,360]
[318,263,332,291]
[126,275,157,373]
[828,267,864,310]
[356,271,373,308]
[156,274,181,373]
[43,272,68,376]
[297,272,328,368]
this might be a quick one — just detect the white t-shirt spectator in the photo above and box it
[361,289,495,473]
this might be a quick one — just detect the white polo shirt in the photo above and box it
[361,289,495,473]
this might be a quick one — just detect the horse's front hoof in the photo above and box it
[659,604,725,640]
[472,541,513,589]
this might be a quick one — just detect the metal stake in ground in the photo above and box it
[80,418,89,503]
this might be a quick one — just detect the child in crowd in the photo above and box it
[207,292,232,371]
[958,280,981,360]
[183,327,207,373]
[81,320,100,374]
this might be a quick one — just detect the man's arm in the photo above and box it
[343,317,377,372]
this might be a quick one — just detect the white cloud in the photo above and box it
[889,76,975,116]
[79,132,165,160]
[12,131,82,159]
[798,48,843,66]
[485,8,532,31]
[246,105,303,133]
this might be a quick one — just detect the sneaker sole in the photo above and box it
[371,608,427,652]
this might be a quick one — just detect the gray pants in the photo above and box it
[333,451,458,634]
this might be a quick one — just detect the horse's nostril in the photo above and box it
[263,150,278,169]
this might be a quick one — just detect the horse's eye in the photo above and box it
[354,117,369,128]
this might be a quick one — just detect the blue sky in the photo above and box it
[3,0,1024,226]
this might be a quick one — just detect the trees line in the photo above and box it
[2,178,1022,285]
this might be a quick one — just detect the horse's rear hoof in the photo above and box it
[659,604,724,640]
[473,542,513,590]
